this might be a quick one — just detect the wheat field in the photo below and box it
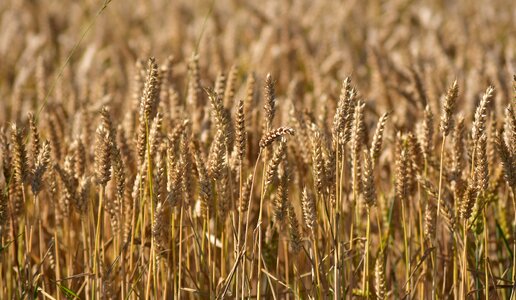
[0,0,515,299]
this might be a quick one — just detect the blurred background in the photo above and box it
[1,0,514,123]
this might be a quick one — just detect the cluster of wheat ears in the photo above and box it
[0,0,515,299]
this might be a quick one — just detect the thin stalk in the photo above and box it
[436,135,447,295]
[311,228,322,296]
[419,163,427,299]
[339,145,347,293]
[349,149,357,294]
[483,206,488,300]
[205,210,212,294]
[512,187,516,300]
[22,186,34,295]
[463,143,478,300]
[437,131,447,221]
[129,195,137,277]
[187,209,202,290]
[241,150,262,299]
[144,116,156,300]
[285,240,290,300]
[376,207,383,251]
[454,239,459,300]
[236,162,243,299]
[93,185,104,298]
[24,215,33,300]
[213,210,218,291]
[256,147,268,300]
[34,194,46,292]
[172,206,178,298]
[350,152,357,252]
[145,242,154,300]
[475,235,481,299]
[334,143,340,300]
[64,220,71,280]
[81,219,90,298]
[55,230,61,300]
[462,219,468,299]
[363,209,371,299]
[408,191,414,300]
[177,205,184,299]
[401,198,410,298]
[221,228,226,280]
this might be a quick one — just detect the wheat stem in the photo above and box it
[256,147,268,300]
[93,185,104,298]
[363,209,371,299]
